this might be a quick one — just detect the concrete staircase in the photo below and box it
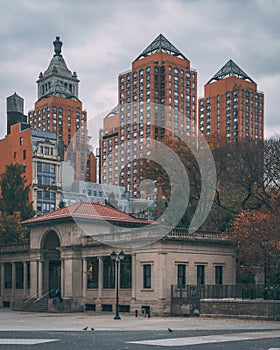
[22,295,49,312]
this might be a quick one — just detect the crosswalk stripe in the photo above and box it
[128,330,280,347]
[0,339,59,345]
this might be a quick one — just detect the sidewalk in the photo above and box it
[0,310,279,332]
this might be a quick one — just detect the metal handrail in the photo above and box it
[34,289,56,303]
[24,293,38,304]
[24,289,55,304]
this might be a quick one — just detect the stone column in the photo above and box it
[38,261,43,297]
[98,257,103,299]
[29,261,38,297]
[44,260,49,294]
[158,253,167,300]
[131,253,136,300]
[232,255,236,284]
[63,258,71,297]
[60,259,64,297]
[82,259,87,299]
[62,258,82,299]
[12,262,16,297]
[0,263,4,296]
[23,262,27,297]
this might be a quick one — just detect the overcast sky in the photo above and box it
[0,0,279,147]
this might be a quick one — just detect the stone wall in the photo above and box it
[200,299,280,321]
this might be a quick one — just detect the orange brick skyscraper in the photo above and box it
[199,59,264,141]
[100,34,197,198]
[28,37,96,182]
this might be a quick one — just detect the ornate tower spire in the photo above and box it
[36,37,79,100]
[53,36,63,57]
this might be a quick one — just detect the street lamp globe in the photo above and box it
[110,250,117,260]
[119,250,125,261]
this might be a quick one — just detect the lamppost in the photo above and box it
[110,250,125,319]
[261,240,268,300]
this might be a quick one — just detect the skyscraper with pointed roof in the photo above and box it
[28,37,96,183]
[100,34,197,198]
[199,59,264,141]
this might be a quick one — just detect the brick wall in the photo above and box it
[200,299,280,321]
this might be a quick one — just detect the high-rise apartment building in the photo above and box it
[198,59,264,141]
[28,37,96,182]
[100,34,197,198]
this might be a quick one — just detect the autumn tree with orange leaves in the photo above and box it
[229,198,280,297]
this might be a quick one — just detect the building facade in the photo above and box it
[198,59,264,141]
[28,37,96,182]
[100,34,197,198]
[0,37,99,216]
[0,202,236,316]
[0,123,61,214]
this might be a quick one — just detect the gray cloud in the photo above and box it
[0,0,279,141]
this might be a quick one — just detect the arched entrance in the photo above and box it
[42,230,61,298]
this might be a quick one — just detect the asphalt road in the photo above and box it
[0,329,279,350]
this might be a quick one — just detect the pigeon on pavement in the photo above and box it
[83,326,88,330]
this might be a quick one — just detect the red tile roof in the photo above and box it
[22,201,152,226]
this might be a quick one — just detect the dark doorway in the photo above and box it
[49,260,61,298]
[42,230,61,298]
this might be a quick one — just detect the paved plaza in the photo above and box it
[0,310,279,332]
[0,310,279,349]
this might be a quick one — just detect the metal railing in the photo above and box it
[24,289,55,304]
[82,226,228,246]
[0,242,30,253]
[171,284,278,300]
[167,228,225,240]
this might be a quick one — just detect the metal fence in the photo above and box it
[171,284,267,300]
[171,284,280,317]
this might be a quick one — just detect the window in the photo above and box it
[197,265,205,285]
[215,266,223,285]
[23,150,26,160]
[103,256,115,289]
[37,162,56,187]
[27,262,30,289]
[87,258,99,289]
[16,262,24,289]
[143,264,151,289]
[120,255,132,289]
[177,264,186,288]
[19,137,23,145]
[36,191,56,214]
[4,263,12,289]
